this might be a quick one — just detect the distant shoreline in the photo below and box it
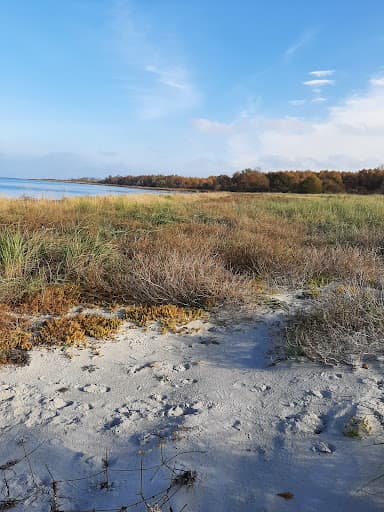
[28,178,197,193]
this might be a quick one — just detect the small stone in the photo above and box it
[312,441,334,454]
[362,363,369,369]
[167,406,184,417]
[309,389,323,398]
[232,420,241,430]
[277,492,294,500]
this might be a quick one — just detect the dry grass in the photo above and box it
[17,284,81,315]
[285,286,384,365]
[0,193,383,365]
[0,193,382,306]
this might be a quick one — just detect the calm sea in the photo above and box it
[0,177,164,199]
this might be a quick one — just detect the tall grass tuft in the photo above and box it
[0,229,30,279]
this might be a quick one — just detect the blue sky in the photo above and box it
[1,0,384,177]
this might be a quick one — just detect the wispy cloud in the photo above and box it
[303,79,335,87]
[110,1,201,119]
[145,65,192,92]
[312,97,327,103]
[192,118,233,133]
[309,70,335,77]
[289,99,306,106]
[284,29,315,60]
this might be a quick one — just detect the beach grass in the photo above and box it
[0,192,382,308]
[0,192,383,364]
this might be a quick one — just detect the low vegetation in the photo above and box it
[0,192,383,365]
[37,314,122,346]
[124,304,208,333]
[285,286,384,365]
[0,305,32,365]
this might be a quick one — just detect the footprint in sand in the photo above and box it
[80,384,110,393]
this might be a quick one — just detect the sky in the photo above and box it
[2,1,384,178]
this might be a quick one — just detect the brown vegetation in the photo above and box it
[0,192,383,365]
[37,314,122,347]
[285,286,384,365]
[0,305,32,365]
[103,168,384,194]
[124,304,208,333]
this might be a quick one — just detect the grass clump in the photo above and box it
[124,304,208,333]
[37,314,122,346]
[285,286,384,365]
[0,229,31,279]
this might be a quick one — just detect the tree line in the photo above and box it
[101,168,384,194]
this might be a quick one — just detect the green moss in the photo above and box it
[343,416,372,438]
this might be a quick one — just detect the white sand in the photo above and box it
[0,295,383,511]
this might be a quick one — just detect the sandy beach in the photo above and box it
[1,294,383,511]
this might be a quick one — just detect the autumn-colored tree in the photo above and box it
[268,172,293,192]
[232,169,270,192]
[299,174,323,194]
[101,167,384,194]
[319,171,345,193]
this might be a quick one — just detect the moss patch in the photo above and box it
[124,304,208,333]
[37,314,122,347]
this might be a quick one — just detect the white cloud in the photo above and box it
[309,70,335,77]
[312,97,327,103]
[192,77,384,171]
[303,79,335,87]
[193,118,233,133]
[289,99,306,106]
[370,77,384,86]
